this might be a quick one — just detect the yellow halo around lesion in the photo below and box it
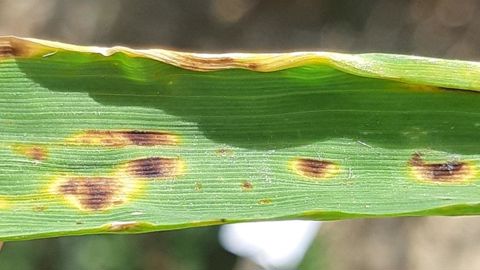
[408,153,477,184]
[48,172,144,212]
[289,157,340,180]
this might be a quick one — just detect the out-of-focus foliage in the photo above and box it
[0,228,235,270]
[0,0,479,59]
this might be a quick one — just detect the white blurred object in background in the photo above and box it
[219,220,321,270]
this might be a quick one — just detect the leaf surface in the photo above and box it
[1,37,480,241]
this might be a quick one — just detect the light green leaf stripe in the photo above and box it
[0,36,479,241]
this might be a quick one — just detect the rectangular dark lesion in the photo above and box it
[121,130,177,146]
[126,157,180,178]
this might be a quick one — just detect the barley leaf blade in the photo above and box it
[0,37,479,241]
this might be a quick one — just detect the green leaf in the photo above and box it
[1,36,479,241]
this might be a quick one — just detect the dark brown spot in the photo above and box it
[293,158,339,179]
[68,130,178,147]
[122,130,177,146]
[298,159,331,175]
[59,177,120,211]
[220,218,227,223]
[126,157,182,178]
[241,181,253,191]
[258,198,272,205]
[409,153,474,182]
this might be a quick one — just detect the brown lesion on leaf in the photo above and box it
[50,156,182,211]
[11,144,48,161]
[0,39,22,58]
[0,41,16,57]
[175,55,236,70]
[124,157,184,179]
[247,63,259,70]
[189,56,234,65]
[291,158,340,179]
[0,38,38,59]
[168,51,277,71]
[54,177,127,211]
[66,130,179,147]
[241,181,253,191]
[50,173,137,211]
[122,130,178,146]
[409,153,476,183]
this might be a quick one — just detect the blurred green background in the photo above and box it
[2,0,480,269]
